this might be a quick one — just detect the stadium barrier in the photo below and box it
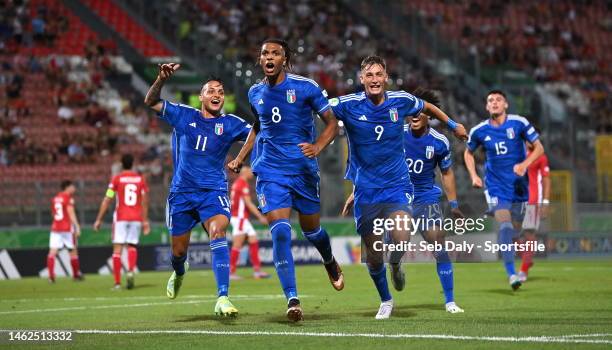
[3,231,610,280]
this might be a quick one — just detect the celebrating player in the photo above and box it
[229,165,270,280]
[520,132,550,282]
[403,88,465,313]
[47,180,83,282]
[228,38,344,322]
[145,63,252,316]
[464,90,544,290]
[93,154,150,290]
[334,56,467,319]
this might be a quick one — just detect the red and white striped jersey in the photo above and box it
[527,152,550,204]
[51,192,74,232]
[230,177,250,219]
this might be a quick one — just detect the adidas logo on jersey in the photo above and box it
[258,99,264,105]
[484,136,491,141]
[359,115,368,121]
[189,122,196,128]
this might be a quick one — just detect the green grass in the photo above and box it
[1,260,612,349]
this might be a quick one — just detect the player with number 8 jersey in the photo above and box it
[228,39,344,322]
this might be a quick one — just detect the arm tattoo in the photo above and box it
[144,78,165,107]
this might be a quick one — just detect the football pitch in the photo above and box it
[1,260,611,349]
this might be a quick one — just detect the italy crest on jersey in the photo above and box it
[215,123,224,135]
[286,89,296,104]
[506,127,515,139]
[389,108,399,122]
[426,146,435,159]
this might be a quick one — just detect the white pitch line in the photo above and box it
[0,294,294,304]
[0,329,611,345]
[556,333,612,338]
[0,295,288,315]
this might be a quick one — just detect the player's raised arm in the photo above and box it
[513,139,544,177]
[144,63,181,113]
[299,109,339,158]
[422,102,467,141]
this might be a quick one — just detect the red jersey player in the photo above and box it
[47,180,83,282]
[520,139,551,282]
[229,166,269,279]
[94,154,150,290]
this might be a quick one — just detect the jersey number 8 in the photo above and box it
[271,107,282,123]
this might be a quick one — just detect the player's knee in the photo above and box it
[209,228,226,240]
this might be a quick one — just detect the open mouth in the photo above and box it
[211,98,221,107]
[264,62,275,73]
[369,84,381,90]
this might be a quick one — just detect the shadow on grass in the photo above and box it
[406,303,442,311]
[176,314,240,324]
[484,288,525,296]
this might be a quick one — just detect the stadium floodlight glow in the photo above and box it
[347,79,353,85]
[298,46,304,53]
[246,70,252,77]
[236,62,242,68]
[346,40,353,46]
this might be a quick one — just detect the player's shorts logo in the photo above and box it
[389,108,399,122]
[215,123,224,135]
[286,89,296,104]
[506,127,515,139]
[258,193,267,208]
[426,145,434,159]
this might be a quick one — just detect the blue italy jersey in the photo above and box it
[158,101,251,192]
[403,126,452,204]
[466,114,539,202]
[248,73,330,176]
[331,90,424,189]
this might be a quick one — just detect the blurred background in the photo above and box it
[0,0,610,249]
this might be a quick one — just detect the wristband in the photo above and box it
[449,200,459,209]
[542,199,550,204]
[447,119,458,131]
